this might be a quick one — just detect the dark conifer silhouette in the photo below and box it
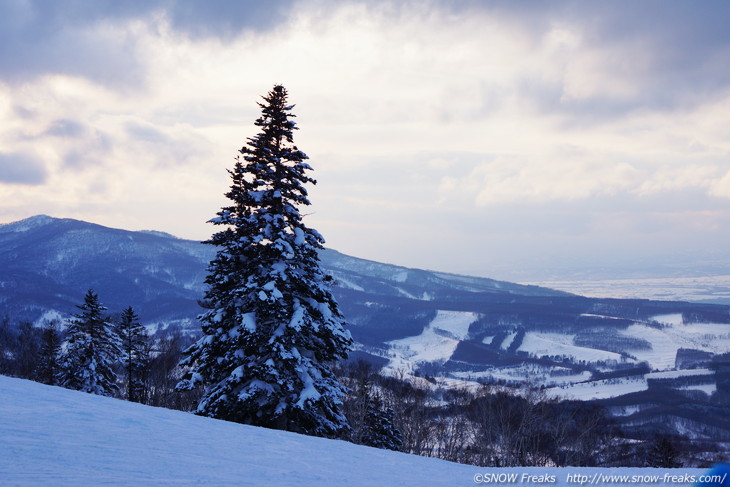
[118,306,148,402]
[35,321,61,385]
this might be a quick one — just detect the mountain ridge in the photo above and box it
[0,215,566,327]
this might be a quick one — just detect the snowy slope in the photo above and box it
[0,375,708,486]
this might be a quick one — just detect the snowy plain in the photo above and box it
[0,375,714,487]
[525,276,730,303]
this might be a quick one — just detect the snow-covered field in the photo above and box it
[516,314,730,375]
[543,365,719,402]
[443,311,730,400]
[541,314,729,400]
[621,318,730,371]
[385,310,480,373]
[518,332,623,364]
[0,375,711,486]
[547,376,649,401]
[377,305,730,400]
[451,364,593,388]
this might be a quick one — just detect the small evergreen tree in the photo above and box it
[646,434,682,468]
[58,289,121,396]
[361,394,403,451]
[0,316,14,375]
[118,306,148,402]
[178,85,352,437]
[16,321,41,379]
[35,320,62,385]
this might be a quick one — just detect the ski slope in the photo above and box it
[518,332,623,364]
[385,310,480,373]
[0,375,709,486]
[546,376,649,401]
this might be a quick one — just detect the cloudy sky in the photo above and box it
[1,0,729,281]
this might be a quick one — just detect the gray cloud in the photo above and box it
[583,2,730,99]
[548,1,730,116]
[0,2,145,87]
[44,119,86,138]
[428,0,730,123]
[125,121,169,144]
[62,130,114,169]
[0,0,296,86]
[3,0,728,113]
[0,152,48,185]
[165,0,296,40]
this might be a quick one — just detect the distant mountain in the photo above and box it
[0,215,563,328]
[0,215,211,329]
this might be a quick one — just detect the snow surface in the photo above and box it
[500,331,518,350]
[0,375,710,486]
[452,364,592,388]
[652,314,685,326]
[392,270,409,282]
[32,309,66,327]
[333,275,365,291]
[395,286,421,300]
[1,375,474,486]
[543,357,718,402]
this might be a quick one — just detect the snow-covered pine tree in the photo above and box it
[178,85,352,437]
[118,306,148,403]
[58,289,121,396]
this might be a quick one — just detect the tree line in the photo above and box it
[0,294,200,411]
